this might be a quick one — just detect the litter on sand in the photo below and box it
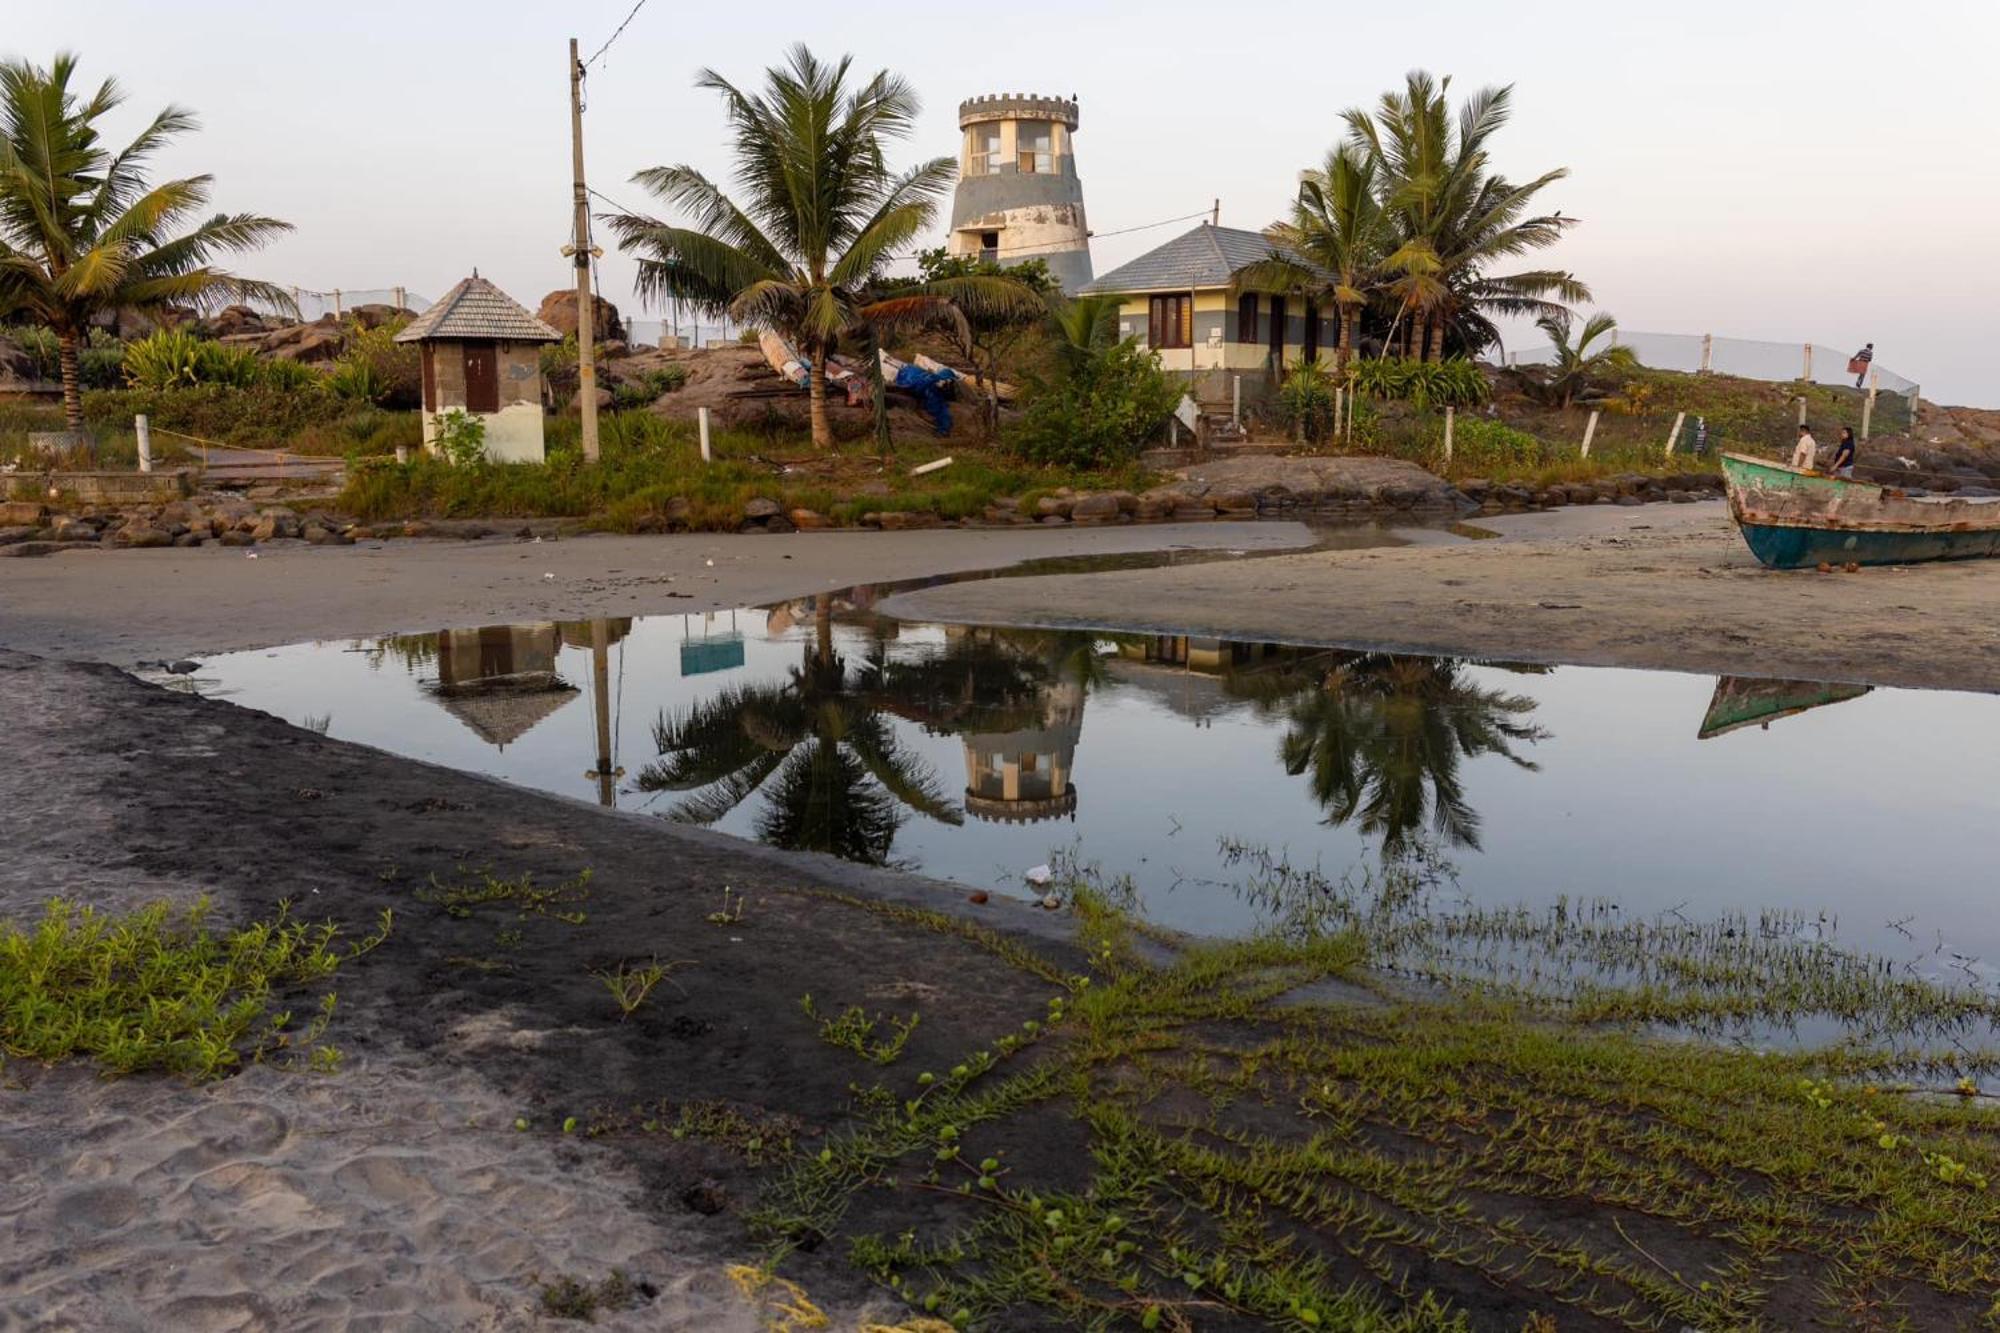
[1024,864,1053,886]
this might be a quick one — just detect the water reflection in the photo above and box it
[1697,675,1872,740]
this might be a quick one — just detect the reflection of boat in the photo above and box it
[1721,452,2000,568]
[1697,675,1871,739]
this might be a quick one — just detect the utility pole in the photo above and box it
[1211,198,1220,227]
[567,38,601,463]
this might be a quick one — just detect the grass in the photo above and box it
[338,413,1158,533]
[741,857,2000,1330]
[414,869,593,924]
[801,992,922,1065]
[0,896,389,1080]
[536,1269,644,1322]
[596,957,688,1020]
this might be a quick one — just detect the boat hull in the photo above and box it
[1720,452,2000,569]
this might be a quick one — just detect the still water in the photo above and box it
[189,595,2000,983]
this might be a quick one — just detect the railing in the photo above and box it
[246,286,429,322]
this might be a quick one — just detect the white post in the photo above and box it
[1664,410,1686,456]
[134,414,152,473]
[1231,374,1241,428]
[333,288,344,321]
[1581,410,1600,457]
[1699,333,1713,374]
[1333,387,1343,441]
[1797,396,1808,427]
[1862,368,1878,441]
[1801,343,1813,382]
[697,406,712,463]
[393,285,406,311]
[395,444,410,465]
[1443,406,1455,465]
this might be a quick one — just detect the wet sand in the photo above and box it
[882,501,2000,693]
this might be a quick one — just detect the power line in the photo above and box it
[583,0,650,68]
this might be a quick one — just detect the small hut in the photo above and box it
[395,273,560,463]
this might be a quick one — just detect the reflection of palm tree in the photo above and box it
[1278,655,1545,855]
[637,597,960,864]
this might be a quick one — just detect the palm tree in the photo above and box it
[1343,71,1587,362]
[1240,144,1388,373]
[606,46,964,449]
[0,53,291,435]
[1045,293,1122,377]
[636,596,961,863]
[1276,654,1546,857]
[1534,310,1639,409]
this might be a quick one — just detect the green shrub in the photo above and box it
[257,357,321,392]
[1277,355,1338,445]
[329,319,420,409]
[610,364,690,411]
[1009,339,1179,468]
[83,383,352,445]
[79,346,124,389]
[433,409,488,467]
[1448,416,1546,470]
[3,324,61,378]
[122,328,206,389]
[1349,356,1489,411]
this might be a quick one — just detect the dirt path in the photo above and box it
[0,521,1312,663]
[881,500,2000,693]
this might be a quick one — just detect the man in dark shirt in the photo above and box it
[1850,343,1874,388]
[1829,427,1857,479]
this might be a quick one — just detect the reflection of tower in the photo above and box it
[949,93,1092,293]
[431,624,577,749]
[961,677,1084,824]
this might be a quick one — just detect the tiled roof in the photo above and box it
[394,274,560,343]
[1078,224,1318,295]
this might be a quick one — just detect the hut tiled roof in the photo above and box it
[1078,224,1320,295]
[394,274,560,343]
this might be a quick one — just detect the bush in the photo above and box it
[1009,340,1179,468]
[610,364,689,411]
[1448,416,1546,470]
[83,383,353,445]
[329,319,420,409]
[1277,355,1338,445]
[433,409,488,467]
[1349,356,1489,411]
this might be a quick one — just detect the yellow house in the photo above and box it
[1078,223,1335,396]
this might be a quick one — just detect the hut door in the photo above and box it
[463,341,499,413]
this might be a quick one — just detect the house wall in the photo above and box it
[417,339,548,464]
[1111,286,1343,376]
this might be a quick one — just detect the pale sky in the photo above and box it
[20,1,1999,404]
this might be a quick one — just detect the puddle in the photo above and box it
[187,591,2000,1002]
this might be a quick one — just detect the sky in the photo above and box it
[16,1,1999,405]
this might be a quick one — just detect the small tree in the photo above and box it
[1532,311,1638,408]
[911,249,1056,439]
[0,53,291,436]
[1010,323,1177,469]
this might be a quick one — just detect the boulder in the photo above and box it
[251,510,301,542]
[567,386,613,414]
[0,501,48,526]
[0,525,39,546]
[1035,495,1072,518]
[217,530,256,547]
[1067,493,1121,522]
[536,290,624,342]
[742,497,782,520]
[270,325,345,364]
[1210,489,1257,516]
[206,304,273,338]
[172,532,203,548]
[875,510,940,531]
[787,508,832,530]
[113,524,172,548]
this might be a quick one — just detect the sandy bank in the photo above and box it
[881,501,2000,693]
[0,521,1311,663]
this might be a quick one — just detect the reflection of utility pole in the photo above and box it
[585,617,620,806]
[566,37,602,463]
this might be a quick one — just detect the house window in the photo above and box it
[979,231,1000,264]
[1148,295,1192,349]
[1236,292,1258,344]
[1303,299,1320,362]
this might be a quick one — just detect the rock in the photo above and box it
[172,532,203,547]
[567,386,613,414]
[742,497,782,520]
[1037,513,1070,525]
[0,501,48,526]
[787,508,831,530]
[875,510,940,531]
[536,290,625,342]
[0,525,38,546]
[1615,495,1645,507]
[303,524,353,546]
[989,496,1021,511]
[251,512,301,542]
[52,521,99,542]
[0,541,62,558]
[1210,489,1257,516]
[217,530,255,547]
[113,524,172,548]
[1067,493,1120,522]
[1034,495,1072,518]
[1668,490,1697,503]
[680,1178,728,1216]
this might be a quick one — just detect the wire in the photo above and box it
[584,0,650,68]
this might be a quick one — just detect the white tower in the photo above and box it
[948,94,1092,293]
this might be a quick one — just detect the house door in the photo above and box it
[463,341,499,413]
[1267,296,1287,376]
[1303,300,1320,363]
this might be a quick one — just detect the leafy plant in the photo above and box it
[121,328,205,389]
[432,408,487,467]
[0,896,388,1079]
[1010,338,1178,468]
[595,957,687,1020]
[609,364,688,411]
[1530,309,1641,408]
[256,356,320,392]
[801,992,920,1064]
[1277,355,1339,444]
[1446,415,1545,470]
[329,319,419,408]
[1348,355,1488,410]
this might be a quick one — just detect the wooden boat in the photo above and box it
[1720,451,2000,568]
[1696,675,1870,740]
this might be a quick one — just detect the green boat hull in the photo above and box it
[1720,452,2000,569]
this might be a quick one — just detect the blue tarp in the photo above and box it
[893,363,956,436]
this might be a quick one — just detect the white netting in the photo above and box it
[1502,330,1919,403]
[247,287,428,322]
[623,318,745,349]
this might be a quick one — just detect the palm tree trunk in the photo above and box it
[1409,313,1427,362]
[1336,300,1357,373]
[807,350,832,448]
[1426,316,1445,364]
[57,329,85,434]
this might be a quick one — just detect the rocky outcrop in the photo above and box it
[536,290,624,342]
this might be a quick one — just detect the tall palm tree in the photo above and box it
[1239,143,1388,373]
[636,596,961,863]
[605,46,958,449]
[1534,310,1639,409]
[1276,654,1546,857]
[0,54,291,434]
[1343,71,1586,362]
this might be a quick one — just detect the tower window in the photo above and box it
[1017,121,1053,174]
[979,232,1000,263]
[969,125,1001,176]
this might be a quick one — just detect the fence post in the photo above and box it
[1861,369,1878,441]
[1801,344,1812,382]
[332,288,343,321]
[1443,406,1455,466]
[1232,374,1241,427]
[134,414,152,473]
[393,285,406,311]
[1797,396,1808,427]
[1581,410,1599,457]
[1664,410,1685,456]
[698,407,712,463]
[1699,334,1713,374]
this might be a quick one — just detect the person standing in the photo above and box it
[1829,426,1857,478]
[1848,342,1874,389]
[1791,423,1819,471]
